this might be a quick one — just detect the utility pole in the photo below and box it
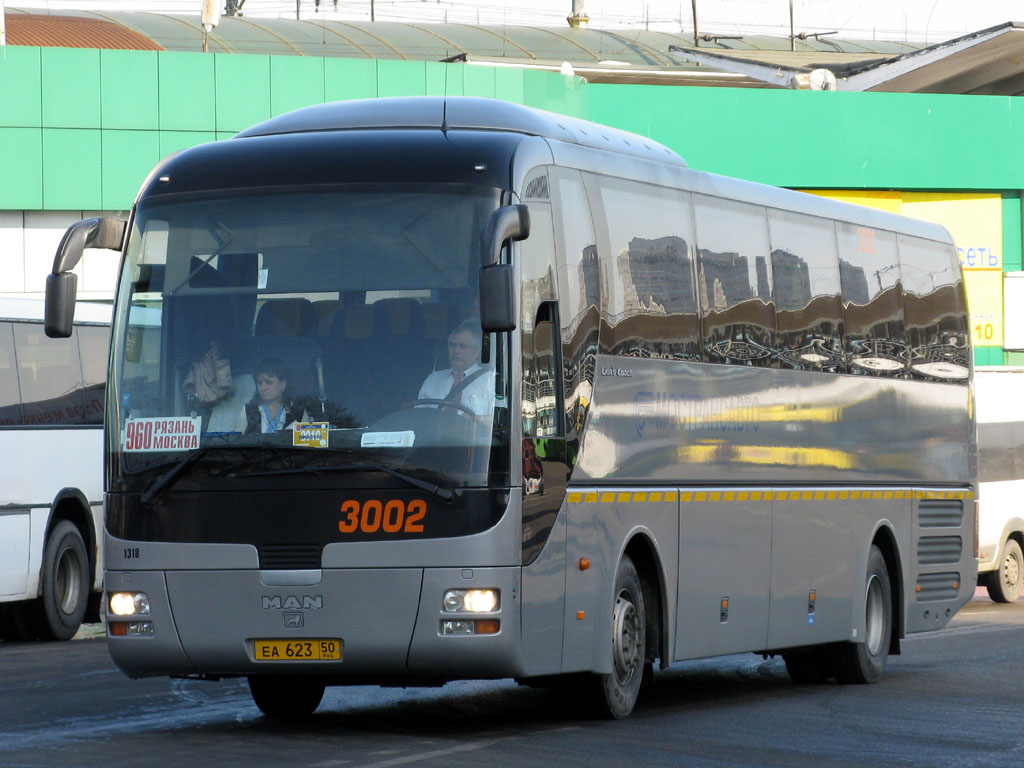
[224,0,244,16]
[789,0,795,51]
[691,0,699,46]
[371,1,375,22]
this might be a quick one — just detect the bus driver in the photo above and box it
[418,322,494,416]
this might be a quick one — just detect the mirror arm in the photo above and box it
[51,217,126,275]
[481,205,530,267]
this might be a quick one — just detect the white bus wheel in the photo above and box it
[31,521,89,641]
[833,545,892,684]
[986,539,1023,603]
[592,554,646,719]
[248,675,325,718]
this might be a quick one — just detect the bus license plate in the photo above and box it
[253,639,342,661]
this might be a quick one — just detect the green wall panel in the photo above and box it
[1003,194,1022,272]
[0,47,41,128]
[324,58,376,102]
[589,84,1024,190]
[271,57,325,117]
[42,129,101,209]
[41,48,100,129]
[495,68,525,105]
[101,130,160,209]
[378,60,424,97]
[464,65,496,98]
[425,61,451,96]
[524,70,587,117]
[158,52,216,131]
[101,50,158,130]
[216,54,271,133]
[0,128,42,208]
[975,347,1004,366]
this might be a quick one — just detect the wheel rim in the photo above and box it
[611,591,642,686]
[864,574,885,656]
[1003,548,1021,592]
[55,545,83,616]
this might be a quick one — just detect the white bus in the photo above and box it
[975,367,1024,602]
[45,97,976,718]
[0,297,110,641]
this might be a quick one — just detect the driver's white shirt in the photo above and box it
[418,363,495,416]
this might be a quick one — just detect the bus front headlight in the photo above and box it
[109,592,150,616]
[442,589,499,613]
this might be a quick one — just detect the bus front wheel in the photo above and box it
[592,554,646,719]
[248,675,325,718]
[833,545,891,684]
[31,521,89,641]
[985,538,1022,603]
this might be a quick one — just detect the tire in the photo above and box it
[986,539,1023,603]
[833,545,892,684]
[0,602,38,642]
[591,554,647,719]
[30,521,90,641]
[783,647,833,684]
[248,675,325,718]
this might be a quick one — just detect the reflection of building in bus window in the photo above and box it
[418,322,494,416]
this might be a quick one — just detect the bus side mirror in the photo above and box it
[479,205,529,333]
[480,264,516,332]
[45,217,126,338]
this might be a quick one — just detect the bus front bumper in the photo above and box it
[104,566,524,680]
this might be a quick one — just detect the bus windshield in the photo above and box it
[109,183,509,493]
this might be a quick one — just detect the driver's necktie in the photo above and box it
[447,371,465,403]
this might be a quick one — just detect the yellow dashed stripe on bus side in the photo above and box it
[566,489,973,504]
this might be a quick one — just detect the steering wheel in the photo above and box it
[400,398,478,418]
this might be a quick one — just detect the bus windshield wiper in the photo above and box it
[230,463,455,502]
[139,447,212,506]
[138,444,263,506]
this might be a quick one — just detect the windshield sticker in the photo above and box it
[360,431,415,448]
[293,422,330,448]
[123,417,201,452]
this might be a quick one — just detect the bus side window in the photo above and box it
[836,223,907,376]
[768,209,846,373]
[0,322,22,426]
[898,235,970,383]
[76,325,109,425]
[13,322,86,426]
[693,195,778,367]
[594,178,700,362]
[525,304,564,438]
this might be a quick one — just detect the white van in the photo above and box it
[975,367,1024,602]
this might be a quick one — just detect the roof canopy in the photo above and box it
[4,8,1023,93]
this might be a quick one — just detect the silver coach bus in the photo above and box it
[45,97,976,719]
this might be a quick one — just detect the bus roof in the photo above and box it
[235,96,686,169]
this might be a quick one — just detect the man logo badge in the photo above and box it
[283,612,304,628]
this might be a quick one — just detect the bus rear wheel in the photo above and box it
[31,521,89,641]
[985,539,1022,603]
[248,675,325,718]
[592,554,646,719]
[833,545,891,684]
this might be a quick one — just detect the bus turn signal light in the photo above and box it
[579,557,590,571]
